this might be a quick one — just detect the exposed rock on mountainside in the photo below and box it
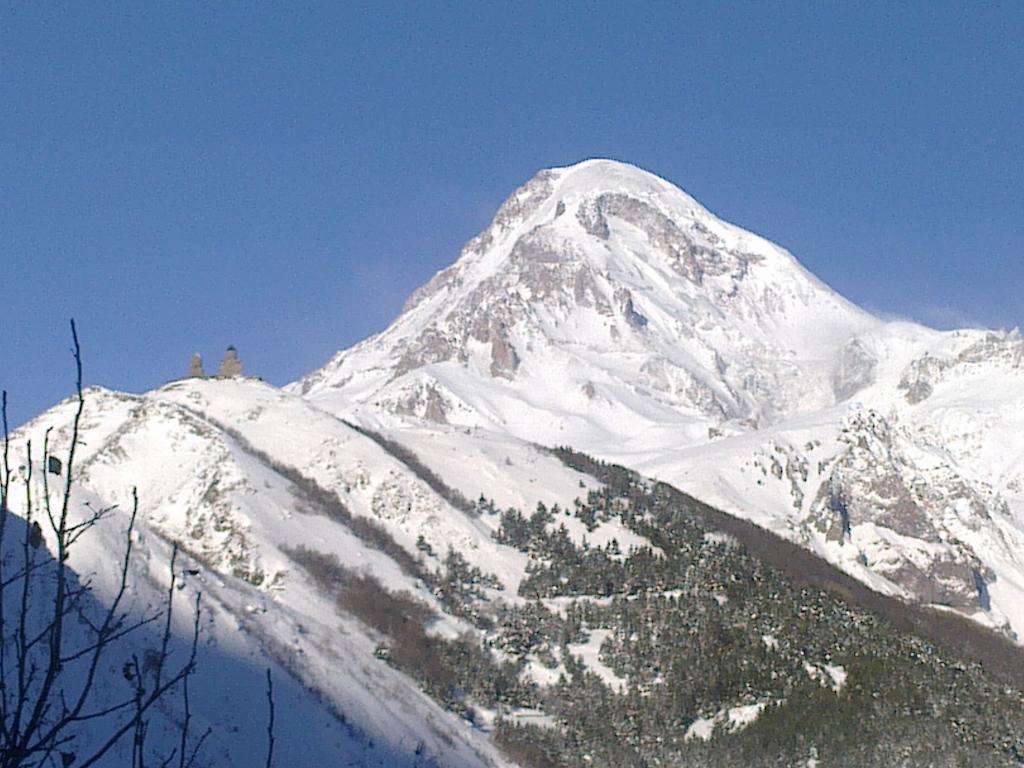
[810,410,1001,611]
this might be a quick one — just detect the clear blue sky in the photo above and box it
[2,2,1022,426]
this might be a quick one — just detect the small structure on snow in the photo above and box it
[188,353,205,379]
[217,346,243,378]
[176,346,252,382]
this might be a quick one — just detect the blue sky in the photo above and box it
[2,2,1022,426]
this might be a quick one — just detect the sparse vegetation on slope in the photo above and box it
[319,442,1024,767]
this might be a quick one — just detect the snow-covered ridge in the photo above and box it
[6,378,611,766]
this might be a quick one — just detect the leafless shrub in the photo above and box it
[284,546,468,703]
[0,322,203,767]
[493,723,560,768]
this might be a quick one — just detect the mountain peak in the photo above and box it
[545,158,704,209]
[470,158,713,263]
[399,158,853,318]
[296,161,878,435]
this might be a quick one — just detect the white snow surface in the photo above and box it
[567,628,626,693]
[684,700,772,742]
[804,662,848,694]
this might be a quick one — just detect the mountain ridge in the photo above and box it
[295,160,879,435]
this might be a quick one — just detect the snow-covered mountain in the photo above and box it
[298,159,879,441]
[9,376,1024,767]
[4,379,597,766]
[8,158,1024,766]
[295,159,1024,641]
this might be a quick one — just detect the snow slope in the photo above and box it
[295,159,1024,641]
[5,378,607,766]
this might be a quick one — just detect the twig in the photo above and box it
[264,668,275,768]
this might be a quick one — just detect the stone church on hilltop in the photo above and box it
[187,346,244,379]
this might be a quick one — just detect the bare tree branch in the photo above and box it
[0,322,207,768]
[264,669,275,768]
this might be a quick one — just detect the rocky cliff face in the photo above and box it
[811,410,1003,611]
